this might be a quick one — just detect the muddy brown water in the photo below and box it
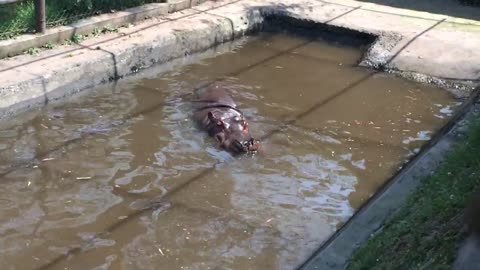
[0,31,460,270]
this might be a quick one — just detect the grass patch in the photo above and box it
[43,41,55,49]
[347,118,480,270]
[460,0,480,6]
[0,0,165,40]
[26,47,40,55]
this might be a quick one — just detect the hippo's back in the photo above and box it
[194,83,237,108]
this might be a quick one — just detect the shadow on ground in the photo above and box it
[355,0,480,21]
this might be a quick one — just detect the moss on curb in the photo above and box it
[347,118,480,270]
[460,0,480,6]
[0,0,166,39]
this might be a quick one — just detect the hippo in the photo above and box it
[192,83,260,154]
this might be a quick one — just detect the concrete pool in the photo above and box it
[0,24,462,269]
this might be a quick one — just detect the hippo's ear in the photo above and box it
[208,112,216,121]
[208,112,224,126]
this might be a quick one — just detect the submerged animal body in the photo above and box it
[192,83,260,154]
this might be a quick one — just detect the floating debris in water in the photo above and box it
[76,176,92,180]
[402,131,432,144]
[440,106,453,114]
[405,96,417,101]
[351,159,366,170]
[339,153,352,161]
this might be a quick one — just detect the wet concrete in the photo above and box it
[0,30,460,270]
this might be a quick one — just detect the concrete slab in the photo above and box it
[0,0,478,120]
[0,3,168,59]
[0,0,210,59]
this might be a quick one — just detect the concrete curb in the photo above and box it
[0,0,206,59]
[1,0,478,120]
[0,1,267,120]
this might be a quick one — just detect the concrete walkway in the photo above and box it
[0,0,479,119]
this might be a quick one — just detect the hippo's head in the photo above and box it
[208,112,260,154]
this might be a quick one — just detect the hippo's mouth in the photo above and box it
[225,138,260,155]
[241,138,259,153]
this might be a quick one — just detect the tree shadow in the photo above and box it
[353,0,480,21]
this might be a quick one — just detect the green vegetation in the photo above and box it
[41,25,114,48]
[43,41,55,49]
[91,27,102,37]
[0,0,165,40]
[102,24,119,33]
[71,34,84,44]
[460,0,480,6]
[63,38,73,46]
[26,47,40,55]
[348,118,480,270]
